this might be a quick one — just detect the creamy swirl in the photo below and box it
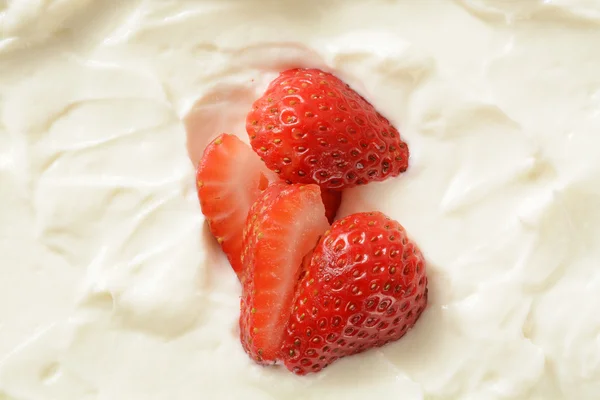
[1,0,600,399]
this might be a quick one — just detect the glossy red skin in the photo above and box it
[246,68,409,190]
[240,183,329,364]
[280,211,428,375]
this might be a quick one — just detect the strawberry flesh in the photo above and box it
[196,133,278,279]
[240,183,330,364]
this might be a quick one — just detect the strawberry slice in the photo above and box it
[239,183,330,364]
[196,133,278,279]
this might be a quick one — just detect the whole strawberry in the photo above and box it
[246,68,409,190]
[280,211,427,375]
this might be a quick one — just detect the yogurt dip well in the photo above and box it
[1,0,600,399]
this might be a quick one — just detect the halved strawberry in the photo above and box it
[196,133,278,279]
[280,212,428,374]
[246,68,410,190]
[239,183,330,364]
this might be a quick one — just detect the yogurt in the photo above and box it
[1,0,600,399]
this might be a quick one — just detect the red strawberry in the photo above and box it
[240,183,330,364]
[280,211,428,375]
[321,189,342,224]
[196,133,278,279]
[246,68,409,190]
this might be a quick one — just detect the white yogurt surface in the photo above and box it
[1,0,600,399]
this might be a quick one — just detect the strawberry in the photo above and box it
[246,68,409,190]
[196,133,278,279]
[240,183,330,364]
[321,189,342,224]
[280,211,428,375]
